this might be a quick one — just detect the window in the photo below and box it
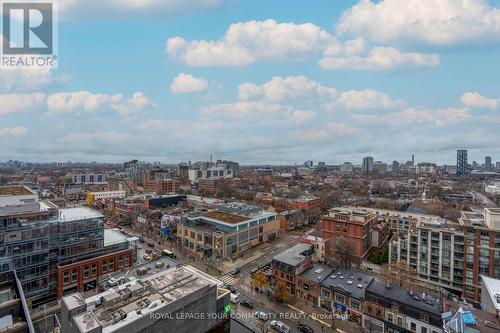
[420,313,429,323]
[102,260,108,273]
[421,327,427,333]
[410,322,416,332]
[109,259,114,271]
[123,255,129,267]
[91,263,97,276]
[71,269,78,283]
[397,317,403,327]
[63,271,70,285]
[83,265,90,279]
[350,300,360,310]
[335,294,345,304]
[387,313,393,323]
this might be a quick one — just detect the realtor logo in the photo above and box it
[1,1,58,68]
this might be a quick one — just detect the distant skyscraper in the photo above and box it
[496,162,500,170]
[411,154,415,166]
[485,156,492,170]
[457,150,468,175]
[362,156,374,173]
[392,161,400,174]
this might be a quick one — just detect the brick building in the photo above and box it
[272,243,314,295]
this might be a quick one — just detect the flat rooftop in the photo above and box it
[58,207,103,222]
[0,186,35,196]
[104,229,129,247]
[202,210,249,224]
[273,243,313,267]
[68,265,221,333]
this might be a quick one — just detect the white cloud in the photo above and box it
[353,107,470,126]
[201,101,286,119]
[111,92,155,115]
[289,110,316,124]
[325,122,360,135]
[337,0,500,45]
[326,89,405,111]
[166,19,440,70]
[0,93,46,115]
[0,68,70,92]
[166,19,332,66]
[0,126,28,137]
[62,131,131,143]
[319,46,439,70]
[170,73,209,94]
[57,0,223,19]
[239,76,337,102]
[46,91,153,115]
[460,92,499,109]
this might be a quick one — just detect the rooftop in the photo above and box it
[66,265,221,333]
[58,207,103,222]
[320,268,374,301]
[273,243,313,267]
[202,210,249,224]
[367,279,441,315]
[481,275,500,313]
[103,229,129,247]
[299,263,333,283]
[0,186,35,196]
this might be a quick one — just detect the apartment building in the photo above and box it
[71,173,107,185]
[0,186,134,308]
[272,243,314,296]
[322,207,389,262]
[177,202,278,260]
[389,207,500,304]
[143,171,179,195]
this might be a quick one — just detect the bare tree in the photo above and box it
[331,237,355,268]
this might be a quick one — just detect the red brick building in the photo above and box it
[288,196,321,212]
[322,207,378,261]
[143,171,179,194]
[56,248,133,298]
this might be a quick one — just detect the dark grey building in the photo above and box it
[457,150,468,175]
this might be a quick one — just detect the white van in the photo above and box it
[230,293,239,304]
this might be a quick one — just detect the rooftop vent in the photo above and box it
[346,280,353,285]
[357,284,363,289]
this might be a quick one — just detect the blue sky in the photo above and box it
[1,0,500,165]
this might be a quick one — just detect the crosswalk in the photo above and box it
[220,274,238,286]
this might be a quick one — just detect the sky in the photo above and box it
[1,0,500,165]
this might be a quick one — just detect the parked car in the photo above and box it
[271,321,290,333]
[228,285,237,294]
[239,299,254,309]
[230,268,241,276]
[155,261,164,268]
[139,237,145,243]
[145,248,152,254]
[147,242,155,248]
[297,324,314,333]
[142,253,150,261]
[254,311,268,321]
[230,293,239,304]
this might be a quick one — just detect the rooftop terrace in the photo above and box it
[0,186,34,196]
[202,210,249,224]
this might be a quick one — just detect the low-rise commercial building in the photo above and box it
[272,243,314,296]
[177,202,278,260]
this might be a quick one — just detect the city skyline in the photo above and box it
[1,0,500,164]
